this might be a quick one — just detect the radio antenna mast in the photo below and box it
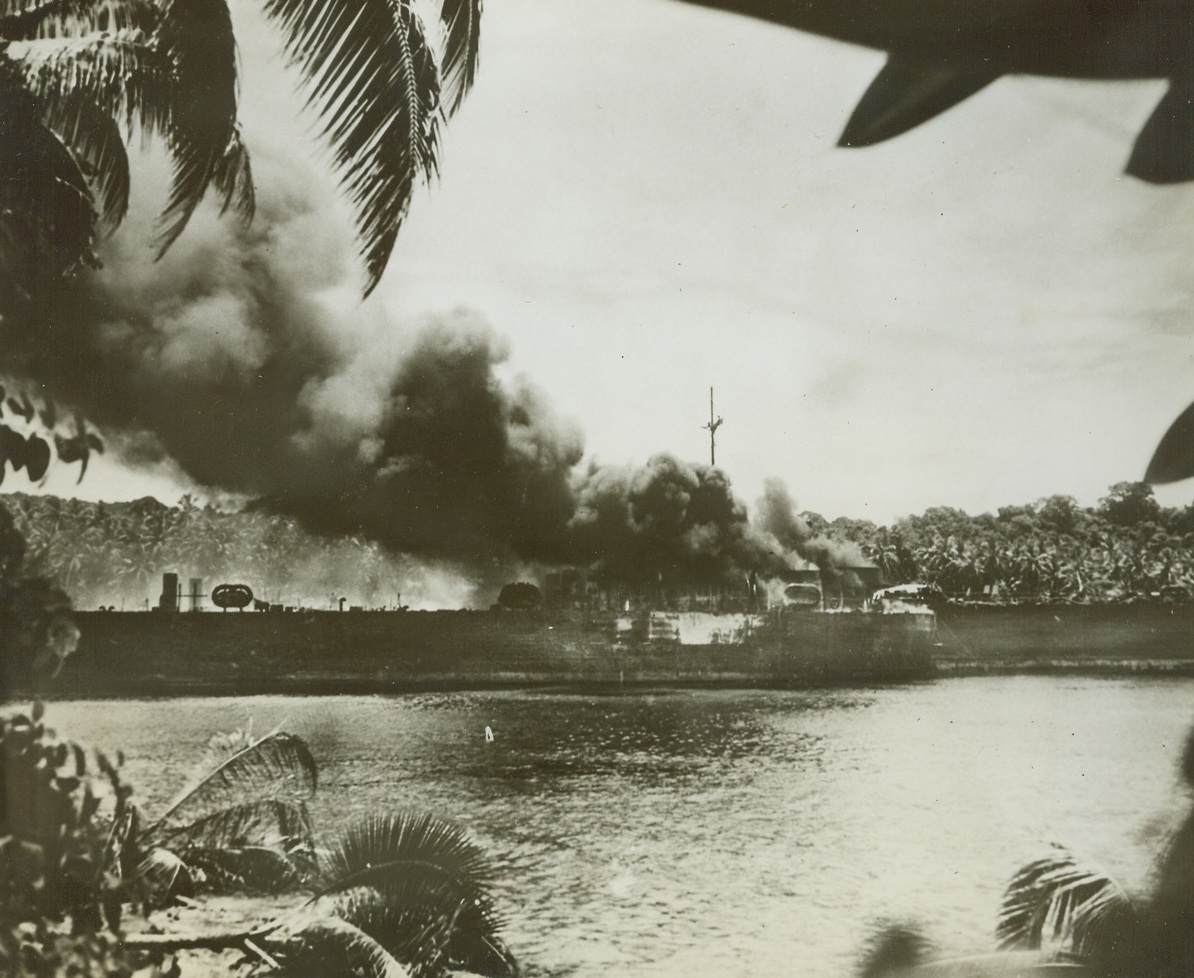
[703,387,724,467]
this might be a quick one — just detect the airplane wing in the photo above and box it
[1126,75,1194,184]
[838,55,1001,147]
[1145,399,1194,484]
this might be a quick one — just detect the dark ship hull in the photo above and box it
[932,600,1194,672]
[40,605,939,697]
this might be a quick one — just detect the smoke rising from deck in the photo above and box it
[568,454,787,585]
[755,477,871,588]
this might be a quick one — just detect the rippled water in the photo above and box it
[40,677,1194,978]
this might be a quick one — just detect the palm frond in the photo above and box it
[260,0,441,295]
[314,812,494,902]
[0,57,97,278]
[34,90,129,233]
[859,924,929,978]
[328,884,517,978]
[16,32,172,137]
[997,844,1137,959]
[151,0,249,254]
[440,919,519,978]
[147,730,318,839]
[210,121,254,223]
[0,0,157,42]
[313,812,516,978]
[145,797,315,895]
[320,886,457,978]
[273,913,412,978]
[438,0,480,115]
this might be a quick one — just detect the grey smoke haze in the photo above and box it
[756,478,812,551]
[1,162,871,592]
[756,476,869,586]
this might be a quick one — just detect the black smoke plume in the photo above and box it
[569,454,784,585]
[1,168,582,569]
[1,161,871,600]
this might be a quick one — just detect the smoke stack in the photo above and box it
[158,573,180,613]
[188,578,204,612]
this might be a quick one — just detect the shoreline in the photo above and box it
[11,656,1194,701]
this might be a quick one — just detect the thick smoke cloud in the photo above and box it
[569,455,784,585]
[2,168,583,568]
[755,477,812,552]
[755,477,871,596]
[1,161,872,599]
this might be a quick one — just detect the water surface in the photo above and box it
[40,676,1194,978]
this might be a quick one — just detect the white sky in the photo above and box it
[41,0,1194,522]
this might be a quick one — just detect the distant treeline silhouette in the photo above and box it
[3,480,1192,609]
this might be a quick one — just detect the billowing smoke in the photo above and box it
[755,477,873,596]
[569,455,784,585]
[1,158,871,603]
[755,477,812,551]
[1,166,582,576]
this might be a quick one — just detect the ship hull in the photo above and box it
[14,600,1188,699]
[933,601,1194,668]
[24,606,937,697]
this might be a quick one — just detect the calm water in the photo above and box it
[36,677,1194,978]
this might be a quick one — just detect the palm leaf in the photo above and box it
[438,0,481,115]
[260,0,441,295]
[0,57,97,277]
[0,0,157,42]
[154,797,314,851]
[328,883,518,978]
[151,0,250,254]
[314,812,495,902]
[322,886,458,978]
[34,90,129,234]
[1144,400,1194,486]
[146,730,318,839]
[273,913,412,978]
[146,797,315,894]
[209,122,254,222]
[16,32,173,138]
[997,844,1137,959]
[313,812,516,978]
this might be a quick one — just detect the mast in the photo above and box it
[702,387,724,467]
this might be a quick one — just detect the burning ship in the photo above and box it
[48,562,939,697]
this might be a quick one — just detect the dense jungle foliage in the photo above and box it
[823,481,1194,603]
[2,481,1192,609]
[0,493,428,611]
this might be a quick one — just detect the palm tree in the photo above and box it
[122,726,520,978]
[1,712,520,978]
[0,0,481,311]
[131,728,321,901]
[996,725,1194,978]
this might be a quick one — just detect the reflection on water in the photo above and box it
[41,677,1194,978]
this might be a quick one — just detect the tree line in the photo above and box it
[834,482,1194,603]
[1,492,422,611]
[3,480,1192,608]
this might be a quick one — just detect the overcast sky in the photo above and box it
[41,0,1194,522]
